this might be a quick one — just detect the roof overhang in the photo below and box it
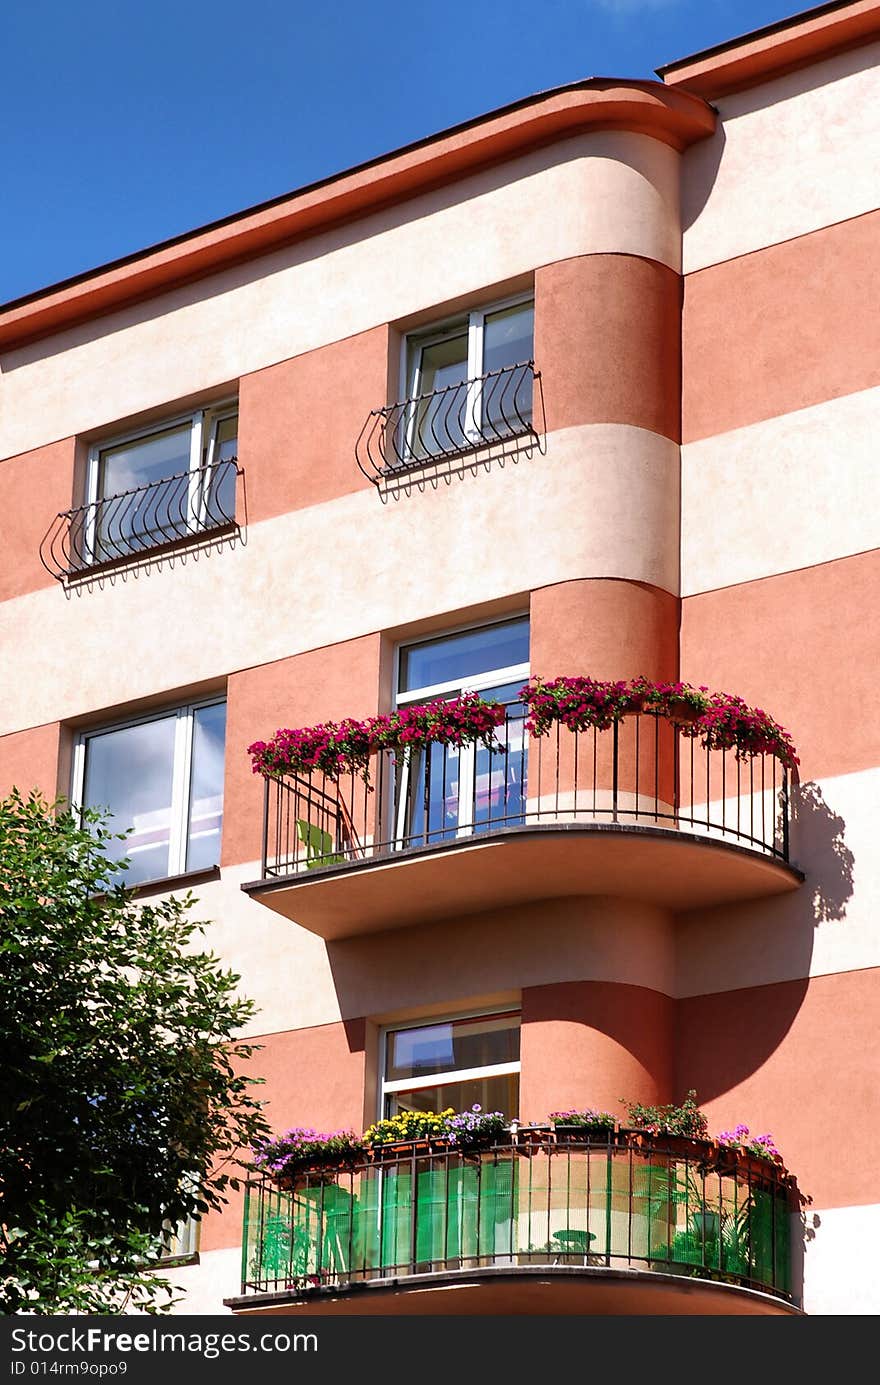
[0,80,713,352]
[658,0,880,99]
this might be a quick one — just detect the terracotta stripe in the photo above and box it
[0,723,62,801]
[0,438,76,602]
[536,255,681,441]
[681,548,880,784]
[683,209,880,442]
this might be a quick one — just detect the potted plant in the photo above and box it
[619,1090,709,1150]
[716,1124,786,1172]
[363,1108,455,1160]
[549,1108,616,1142]
[251,1126,366,1190]
[631,678,710,726]
[444,1105,508,1152]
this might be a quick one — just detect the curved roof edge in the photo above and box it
[0,80,713,352]
[658,0,880,99]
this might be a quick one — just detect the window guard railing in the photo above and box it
[239,1129,796,1304]
[258,706,791,881]
[39,457,241,581]
[355,361,540,483]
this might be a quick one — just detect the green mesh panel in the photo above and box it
[242,1150,790,1297]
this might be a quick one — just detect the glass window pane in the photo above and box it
[82,716,177,885]
[399,618,529,695]
[482,302,534,374]
[211,414,238,462]
[99,425,191,498]
[97,424,192,557]
[386,1072,519,1121]
[483,303,534,434]
[186,703,226,871]
[203,414,238,526]
[386,1014,520,1082]
[404,742,462,847]
[409,333,470,458]
[472,682,527,833]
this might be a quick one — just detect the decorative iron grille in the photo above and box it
[39,458,241,581]
[356,361,539,483]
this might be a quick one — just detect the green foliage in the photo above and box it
[549,1108,615,1131]
[622,1089,709,1138]
[0,790,270,1314]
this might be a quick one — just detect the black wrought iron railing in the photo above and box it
[258,706,791,880]
[239,1130,795,1303]
[39,458,241,580]
[356,361,540,483]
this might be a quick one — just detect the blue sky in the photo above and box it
[5,0,810,304]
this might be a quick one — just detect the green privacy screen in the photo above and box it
[241,1145,791,1300]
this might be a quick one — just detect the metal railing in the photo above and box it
[259,707,791,880]
[240,1130,795,1303]
[39,458,241,580]
[356,362,539,483]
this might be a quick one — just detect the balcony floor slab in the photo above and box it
[242,823,803,939]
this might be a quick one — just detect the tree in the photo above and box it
[0,790,269,1313]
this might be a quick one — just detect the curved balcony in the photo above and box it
[226,1130,799,1316]
[243,708,802,937]
[39,458,241,581]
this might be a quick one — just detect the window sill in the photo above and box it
[154,1252,200,1270]
[131,865,221,899]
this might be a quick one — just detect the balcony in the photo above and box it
[355,361,540,485]
[226,1130,799,1316]
[39,458,241,581]
[243,705,802,938]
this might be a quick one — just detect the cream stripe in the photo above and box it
[682,38,880,273]
[681,385,880,596]
[0,423,680,737]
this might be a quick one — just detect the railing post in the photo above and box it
[261,775,269,878]
[612,719,619,823]
[781,767,790,862]
[240,1181,251,1291]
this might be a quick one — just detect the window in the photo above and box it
[158,1212,199,1262]
[86,402,238,563]
[402,295,534,460]
[395,616,529,843]
[380,1010,521,1120]
[73,698,226,887]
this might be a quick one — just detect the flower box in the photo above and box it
[553,1124,615,1144]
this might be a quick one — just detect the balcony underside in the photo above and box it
[225,1263,801,1316]
[243,823,803,939]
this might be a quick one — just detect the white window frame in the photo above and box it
[71,695,227,885]
[393,614,530,841]
[84,400,238,564]
[378,1007,522,1121]
[400,292,534,458]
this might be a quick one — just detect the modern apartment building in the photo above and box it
[1,0,877,1317]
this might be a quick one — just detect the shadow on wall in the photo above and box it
[680,121,725,234]
[676,777,855,1099]
[790,777,854,927]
